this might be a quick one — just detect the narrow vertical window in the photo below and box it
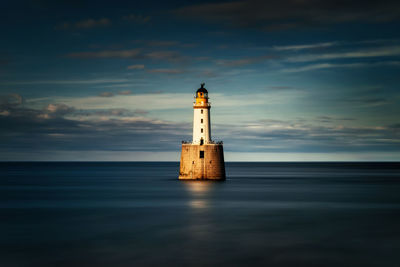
[201,109,203,114]
[201,128,203,133]
[201,119,203,123]
[200,151,204,158]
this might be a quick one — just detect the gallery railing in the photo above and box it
[181,140,223,145]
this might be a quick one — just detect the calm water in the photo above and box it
[1,162,400,267]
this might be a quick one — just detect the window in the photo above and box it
[201,119,203,123]
[201,109,203,114]
[201,128,203,133]
[200,151,204,158]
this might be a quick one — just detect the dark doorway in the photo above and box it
[200,139,204,145]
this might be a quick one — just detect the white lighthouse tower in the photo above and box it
[179,83,225,180]
[192,83,211,145]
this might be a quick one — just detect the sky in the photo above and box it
[1,0,400,161]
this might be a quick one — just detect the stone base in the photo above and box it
[179,143,226,180]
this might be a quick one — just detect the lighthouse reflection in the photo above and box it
[182,181,217,242]
[183,181,214,210]
[184,181,212,195]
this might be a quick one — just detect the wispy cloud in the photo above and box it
[145,41,178,47]
[267,86,296,90]
[2,92,400,159]
[2,100,400,158]
[3,79,129,85]
[315,116,356,122]
[217,119,400,153]
[0,106,187,155]
[174,0,400,31]
[122,14,151,24]
[74,108,148,118]
[132,40,194,48]
[0,93,24,108]
[146,69,185,74]
[67,49,141,59]
[67,49,186,62]
[282,61,400,72]
[343,97,389,107]
[216,55,275,67]
[117,90,132,95]
[273,42,337,51]
[49,92,301,114]
[57,18,111,29]
[127,64,145,70]
[287,46,400,62]
[38,103,75,119]
[145,51,186,62]
[99,92,115,97]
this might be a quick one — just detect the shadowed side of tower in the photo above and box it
[179,83,226,180]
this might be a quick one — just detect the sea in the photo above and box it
[1,162,400,267]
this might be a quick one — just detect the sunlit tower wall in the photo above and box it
[179,83,226,180]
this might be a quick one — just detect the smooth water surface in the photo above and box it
[1,162,400,266]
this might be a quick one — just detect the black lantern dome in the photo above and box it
[196,83,208,94]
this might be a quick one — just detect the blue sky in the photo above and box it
[1,0,400,161]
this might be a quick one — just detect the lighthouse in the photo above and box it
[179,83,226,180]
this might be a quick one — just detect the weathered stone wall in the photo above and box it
[179,144,225,180]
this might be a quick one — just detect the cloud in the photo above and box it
[216,119,400,153]
[67,49,185,62]
[39,103,75,119]
[1,96,400,159]
[0,93,24,108]
[0,110,10,116]
[287,46,400,62]
[58,18,111,29]
[0,93,151,122]
[122,14,151,24]
[54,93,194,111]
[201,70,218,78]
[216,55,276,67]
[146,69,185,74]
[149,90,163,94]
[283,63,355,72]
[343,97,389,107]
[145,51,185,62]
[45,103,74,115]
[127,64,145,70]
[0,104,189,156]
[273,42,338,51]
[132,40,195,48]
[0,98,76,120]
[283,61,400,72]
[75,108,148,117]
[117,90,132,95]
[145,41,178,47]
[315,116,356,123]
[99,92,115,97]
[362,98,389,106]
[3,79,129,85]
[174,0,400,31]
[67,49,141,59]
[267,86,296,90]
